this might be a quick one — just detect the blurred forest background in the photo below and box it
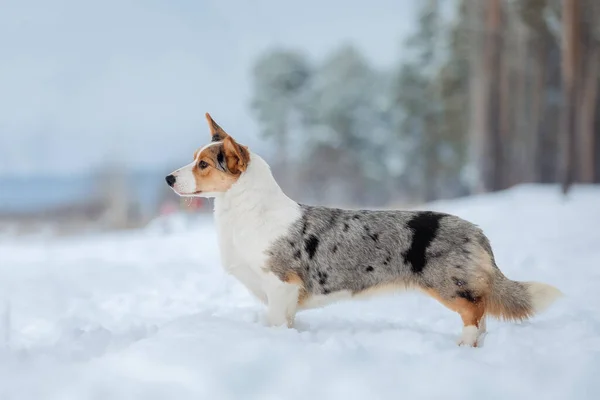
[1,0,599,236]
[251,0,600,207]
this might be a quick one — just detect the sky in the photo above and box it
[0,0,419,176]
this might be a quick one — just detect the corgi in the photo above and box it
[165,113,562,347]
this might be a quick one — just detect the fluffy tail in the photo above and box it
[485,273,563,321]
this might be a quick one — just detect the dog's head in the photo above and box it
[165,113,250,197]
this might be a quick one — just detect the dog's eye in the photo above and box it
[198,160,209,170]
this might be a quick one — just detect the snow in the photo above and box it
[1,184,600,399]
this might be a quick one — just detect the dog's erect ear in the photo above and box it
[222,136,250,174]
[205,113,229,142]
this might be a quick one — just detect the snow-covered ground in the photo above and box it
[1,184,599,399]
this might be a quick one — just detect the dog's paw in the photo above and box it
[267,316,290,328]
[257,312,286,328]
[457,338,479,347]
[457,326,480,347]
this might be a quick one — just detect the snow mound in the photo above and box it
[1,184,599,399]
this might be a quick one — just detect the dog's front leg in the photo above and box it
[221,261,268,305]
[263,274,299,328]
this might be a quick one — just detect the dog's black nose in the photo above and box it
[165,174,176,187]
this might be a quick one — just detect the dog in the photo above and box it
[165,113,562,347]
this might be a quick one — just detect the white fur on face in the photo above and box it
[168,142,221,197]
[170,160,198,196]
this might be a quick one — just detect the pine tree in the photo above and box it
[392,0,468,201]
[301,45,394,206]
[250,49,311,184]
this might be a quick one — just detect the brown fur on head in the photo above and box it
[165,113,251,197]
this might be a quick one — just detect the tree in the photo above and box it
[517,0,555,183]
[481,0,503,191]
[393,0,468,201]
[560,0,580,193]
[247,0,600,206]
[302,45,394,205]
[250,49,311,184]
[577,0,599,183]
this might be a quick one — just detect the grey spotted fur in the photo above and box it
[266,205,532,317]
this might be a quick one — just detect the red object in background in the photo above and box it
[159,201,178,215]
[188,198,204,210]
[159,197,204,215]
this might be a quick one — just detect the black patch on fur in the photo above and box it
[304,235,320,259]
[328,211,340,228]
[331,244,338,253]
[293,250,301,260]
[457,290,478,303]
[210,119,226,141]
[343,223,349,232]
[452,277,466,287]
[352,215,361,220]
[288,240,296,248]
[323,288,331,295]
[402,212,446,274]
[211,133,225,142]
[365,266,374,272]
[383,254,391,266]
[455,264,463,269]
[301,217,309,236]
[317,271,328,286]
[363,225,379,242]
[216,150,225,168]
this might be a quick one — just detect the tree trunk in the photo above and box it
[479,0,503,191]
[577,30,599,182]
[530,33,548,183]
[517,0,552,183]
[466,0,487,193]
[595,86,600,182]
[577,3,600,183]
[512,15,530,187]
[498,7,513,187]
[560,0,581,194]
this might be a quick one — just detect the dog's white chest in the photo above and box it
[209,155,302,302]
[213,213,276,303]
[213,191,301,303]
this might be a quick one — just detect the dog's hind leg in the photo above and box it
[454,299,486,347]
[423,288,486,347]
